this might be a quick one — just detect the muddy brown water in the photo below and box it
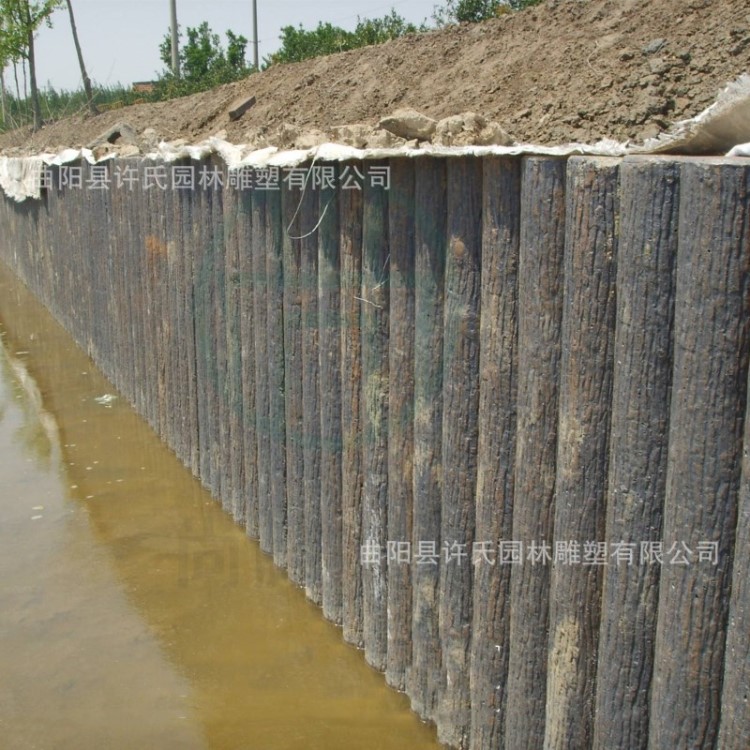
[0,263,440,750]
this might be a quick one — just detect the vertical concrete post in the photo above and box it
[544,156,619,750]
[266,185,287,568]
[282,173,305,584]
[301,176,322,605]
[385,159,415,691]
[252,187,273,554]
[237,185,259,536]
[224,176,246,524]
[340,166,365,646]
[650,158,750,749]
[470,156,520,750]
[505,156,565,750]
[408,158,446,722]
[318,165,343,622]
[361,160,390,671]
[438,156,482,749]
[593,157,679,750]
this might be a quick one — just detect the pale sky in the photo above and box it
[21,0,442,92]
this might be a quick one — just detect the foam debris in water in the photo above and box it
[94,394,118,407]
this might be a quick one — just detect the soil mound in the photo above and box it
[0,0,748,154]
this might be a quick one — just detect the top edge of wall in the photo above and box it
[1,72,750,203]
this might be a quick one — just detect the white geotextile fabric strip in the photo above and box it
[638,73,750,155]
[2,74,749,203]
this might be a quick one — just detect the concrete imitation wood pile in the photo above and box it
[0,154,748,750]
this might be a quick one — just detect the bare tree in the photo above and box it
[64,0,97,114]
[0,70,6,125]
[22,0,42,129]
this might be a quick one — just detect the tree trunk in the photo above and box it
[24,2,41,131]
[1,69,6,125]
[65,0,98,115]
[12,59,22,121]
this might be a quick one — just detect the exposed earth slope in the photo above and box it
[0,0,748,153]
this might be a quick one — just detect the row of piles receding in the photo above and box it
[0,154,748,750]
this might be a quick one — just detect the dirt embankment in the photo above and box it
[0,0,748,155]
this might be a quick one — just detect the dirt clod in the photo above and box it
[378,109,437,141]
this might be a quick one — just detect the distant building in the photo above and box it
[132,81,156,94]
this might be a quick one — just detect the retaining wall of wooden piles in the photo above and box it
[0,154,748,750]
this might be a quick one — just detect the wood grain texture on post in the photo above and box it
[209,172,227,502]
[408,158,446,722]
[218,172,237,514]
[161,166,179,461]
[505,156,565,750]
[107,171,127,406]
[132,162,149,426]
[164,170,181,463]
[318,165,343,623]
[168,182,183,459]
[145,173,161,435]
[224,179,245,524]
[190,175,207,478]
[593,157,679,750]
[252,187,273,554]
[719,365,750,749]
[88,164,114,392]
[545,156,619,750]
[237,187,259,536]
[649,158,750,749]
[173,173,190,468]
[203,176,224,495]
[385,159,415,691]
[301,178,322,606]
[145,164,166,439]
[178,174,200,476]
[361,160,390,671]
[153,181,169,441]
[266,186,287,568]
[192,179,213,488]
[155,176,172,444]
[340,168,365,646]
[201,176,215,488]
[282,175,305,585]
[438,156,482,750]
[470,156,520,750]
[80,167,99,371]
[162,176,183,461]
